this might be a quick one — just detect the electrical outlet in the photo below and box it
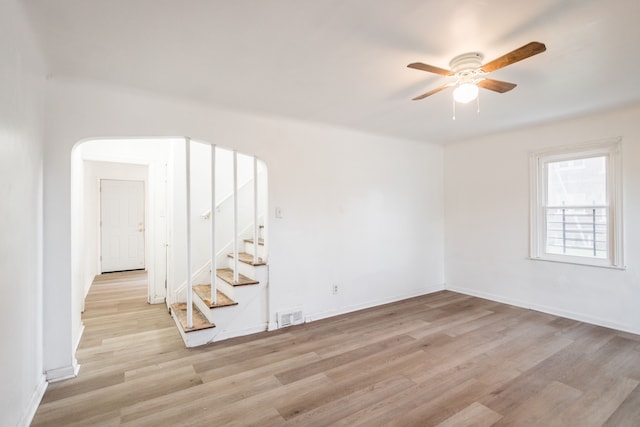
[332,284,338,295]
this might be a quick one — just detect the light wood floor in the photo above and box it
[33,271,640,426]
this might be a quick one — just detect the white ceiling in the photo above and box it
[23,0,640,143]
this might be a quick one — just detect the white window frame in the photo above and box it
[529,137,624,269]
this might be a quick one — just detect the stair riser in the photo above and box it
[208,283,266,328]
[227,263,268,284]
[179,323,268,347]
[227,257,257,278]
[216,278,236,300]
[193,294,215,323]
[244,241,266,258]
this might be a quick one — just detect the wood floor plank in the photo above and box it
[32,272,640,426]
[120,374,283,424]
[392,378,490,427]
[548,375,639,427]
[276,348,426,420]
[492,380,582,426]
[436,402,503,427]
[275,334,415,385]
[603,383,640,426]
[285,375,416,426]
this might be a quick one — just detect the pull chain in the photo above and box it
[452,97,456,120]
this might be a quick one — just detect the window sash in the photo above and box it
[543,206,608,259]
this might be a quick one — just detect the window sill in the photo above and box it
[528,256,626,270]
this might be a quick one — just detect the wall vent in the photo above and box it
[278,310,304,328]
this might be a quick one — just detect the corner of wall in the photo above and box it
[19,374,48,427]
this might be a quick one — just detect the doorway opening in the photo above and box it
[71,138,177,315]
[70,137,270,352]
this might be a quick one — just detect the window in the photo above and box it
[530,138,623,268]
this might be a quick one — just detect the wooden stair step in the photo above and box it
[193,284,238,308]
[227,252,266,266]
[171,303,215,332]
[216,268,260,286]
[244,238,265,245]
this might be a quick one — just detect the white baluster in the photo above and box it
[185,137,193,328]
[233,150,239,284]
[253,156,259,265]
[210,144,217,305]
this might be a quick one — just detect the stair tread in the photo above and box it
[171,303,215,332]
[193,284,238,308]
[216,268,260,286]
[227,252,266,266]
[244,238,265,245]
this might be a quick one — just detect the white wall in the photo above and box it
[444,105,640,334]
[0,0,47,425]
[42,77,445,376]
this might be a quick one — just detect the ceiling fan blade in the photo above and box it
[481,41,546,73]
[412,84,453,100]
[477,78,517,93]
[407,62,453,76]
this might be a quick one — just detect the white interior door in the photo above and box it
[101,179,145,272]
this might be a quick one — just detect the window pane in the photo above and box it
[547,156,606,206]
[545,207,607,258]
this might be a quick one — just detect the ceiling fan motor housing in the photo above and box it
[449,52,484,74]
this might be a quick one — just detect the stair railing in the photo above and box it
[180,139,266,330]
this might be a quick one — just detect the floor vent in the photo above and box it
[278,310,303,328]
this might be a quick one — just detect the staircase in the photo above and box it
[170,226,268,347]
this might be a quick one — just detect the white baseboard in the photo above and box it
[74,323,85,353]
[19,374,47,427]
[45,359,80,383]
[446,284,640,335]
[305,283,445,324]
[206,324,268,344]
[149,296,166,305]
[175,321,269,348]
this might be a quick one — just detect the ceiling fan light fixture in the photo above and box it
[453,83,478,104]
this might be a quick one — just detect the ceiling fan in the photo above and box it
[407,41,546,104]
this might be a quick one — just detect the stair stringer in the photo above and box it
[172,315,216,348]
[179,265,267,347]
[190,278,268,345]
